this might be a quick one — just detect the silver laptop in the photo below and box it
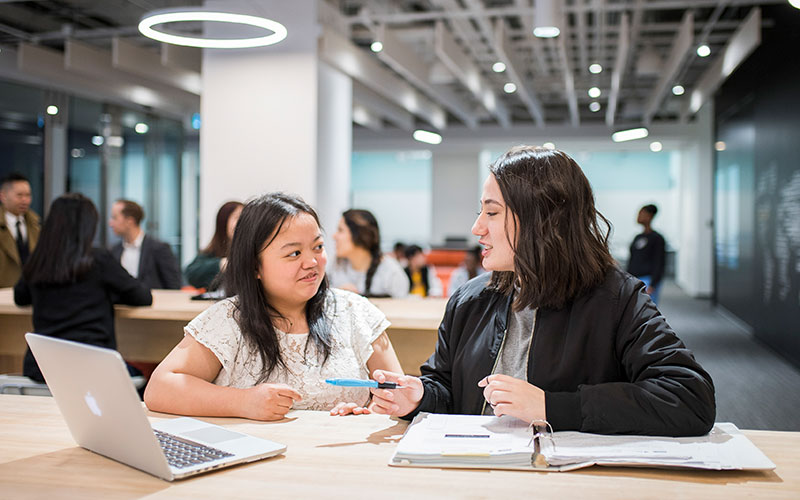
[25,333,286,481]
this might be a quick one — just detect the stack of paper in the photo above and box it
[390,414,776,472]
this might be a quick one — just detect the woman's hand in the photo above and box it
[330,402,371,416]
[478,374,546,423]
[369,370,424,417]
[241,383,302,421]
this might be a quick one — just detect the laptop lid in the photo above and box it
[24,333,286,481]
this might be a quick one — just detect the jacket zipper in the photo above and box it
[481,327,508,415]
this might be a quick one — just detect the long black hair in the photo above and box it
[488,146,616,310]
[342,209,382,295]
[224,193,332,381]
[23,193,98,285]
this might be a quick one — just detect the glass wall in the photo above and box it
[1,77,196,267]
[0,80,46,216]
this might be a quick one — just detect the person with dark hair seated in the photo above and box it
[144,193,403,420]
[447,245,486,296]
[14,193,152,382]
[403,244,443,298]
[184,201,243,290]
[627,204,667,304]
[369,146,715,437]
[328,209,409,298]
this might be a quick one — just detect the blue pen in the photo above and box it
[325,378,405,389]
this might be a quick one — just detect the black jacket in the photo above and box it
[627,230,666,288]
[15,248,152,381]
[111,234,182,290]
[410,267,716,437]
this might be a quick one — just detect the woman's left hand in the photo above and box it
[478,374,546,423]
[330,401,371,416]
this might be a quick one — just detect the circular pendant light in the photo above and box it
[138,8,288,49]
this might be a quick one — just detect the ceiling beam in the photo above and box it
[643,11,694,124]
[514,0,550,76]
[318,26,447,130]
[352,82,415,131]
[374,24,479,129]
[434,21,510,128]
[686,7,761,116]
[494,19,544,127]
[112,38,201,95]
[352,103,383,131]
[606,13,629,126]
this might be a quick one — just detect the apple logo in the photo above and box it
[84,391,102,417]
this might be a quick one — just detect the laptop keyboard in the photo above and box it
[154,430,234,469]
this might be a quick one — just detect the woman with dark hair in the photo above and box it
[145,193,403,420]
[184,201,243,290]
[369,146,716,437]
[447,245,486,296]
[14,193,152,381]
[329,209,409,298]
[403,244,443,297]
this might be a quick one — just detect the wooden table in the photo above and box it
[0,289,446,375]
[0,395,797,499]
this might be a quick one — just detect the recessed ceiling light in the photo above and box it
[715,141,727,151]
[589,102,601,112]
[46,105,59,115]
[135,123,149,134]
[413,129,442,145]
[790,0,800,9]
[589,63,603,74]
[542,142,555,150]
[533,0,562,38]
[672,85,685,96]
[650,141,663,152]
[91,135,104,146]
[503,83,517,94]
[696,44,711,57]
[370,41,383,53]
[492,62,506,73]
[612,127,649,142]
[588,87,601,98]
[138,9,288,49]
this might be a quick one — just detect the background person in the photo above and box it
[0,173,39,287]
[328,209,409,298]
[369,146,715,437]
[447,245,486,297]
[184,201,243,290]
[627,204,667,304]
[144,193,403,420]
[403,244,443,298]
[109,199,182,290]
[14,193,152,382]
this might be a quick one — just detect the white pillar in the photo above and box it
[316,61,352,249]
[431,149,482,247]
[199,0,350,245]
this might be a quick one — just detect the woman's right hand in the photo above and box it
[242,383,302,421]
[369,370,424,417]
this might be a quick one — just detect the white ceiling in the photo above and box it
[0,0,787,130]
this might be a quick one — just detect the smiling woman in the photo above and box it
[144,193,403,420]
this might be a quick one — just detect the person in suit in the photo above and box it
[14,193,152,381]
[0,172,40,288]
[109,199,181,290]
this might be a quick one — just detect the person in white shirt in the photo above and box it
[108,199,181,289]
[328,209,409,298]
[447,245,487,296]
[144,193,404,420]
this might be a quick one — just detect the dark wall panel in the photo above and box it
[714,5,800,368]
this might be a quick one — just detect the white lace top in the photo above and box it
[185,288,390,410]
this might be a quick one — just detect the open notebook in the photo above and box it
[390,413,776,472]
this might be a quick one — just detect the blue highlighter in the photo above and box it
[325,378,405,389]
